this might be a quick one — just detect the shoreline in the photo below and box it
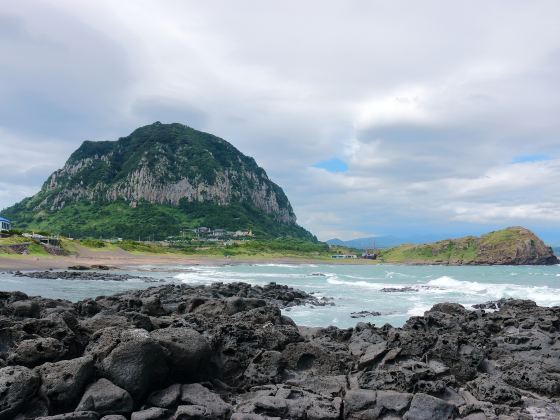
[0,250,379,272]
[2,251,559,272]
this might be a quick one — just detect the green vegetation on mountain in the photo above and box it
[3,122,314,241]
[378,226,558,265]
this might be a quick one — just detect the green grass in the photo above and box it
[5,200,315,242]
[113,238,332,257]
[0,236,50,256]
[379,237,479,264]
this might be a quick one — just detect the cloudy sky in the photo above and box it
[2,1,560,242]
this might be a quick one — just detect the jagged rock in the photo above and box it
[173,405,207,419]
[0,365,40,420]
[285,375,347,398]
[466,375,522,405]
[8,299,41,318]
[180,383,231,418]
[13,396,49,419]
[131,407,170,420]
[243,351,287,386]
[36,412,100,420]
[343,389,377,418]
[8,337,66,367]
[35,356,95,410]
[91,329,169,400]
[147,384,182,408]
[0,282,559,420]
[235,385,342,419]
[76,378,134,415]
[150,328,211,379]
[403,393,456,420]
[350,310,382,318]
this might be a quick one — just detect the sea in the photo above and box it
[1,263,560,328]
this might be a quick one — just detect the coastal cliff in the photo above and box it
[0,282,558,419]
[379,226,558,265]
[2,122,313,240]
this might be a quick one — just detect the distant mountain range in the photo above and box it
[327,234,450,249]
[2,122,314,240]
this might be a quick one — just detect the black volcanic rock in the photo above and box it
[0,282,559,419]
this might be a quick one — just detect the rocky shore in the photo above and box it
[0,281,558,420]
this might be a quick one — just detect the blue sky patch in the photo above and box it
[511,154,551,164]
[313,157,348,173]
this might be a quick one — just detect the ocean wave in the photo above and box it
[425,276,560,305]
[326,277,394,290]
[407,304,432,316]
[251,263,299,268]
[385,271,415,278]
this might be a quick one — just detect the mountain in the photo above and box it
[3,122,314,240]
[327,237,377,249]
[378,226,558,265]
[327,233,478,249]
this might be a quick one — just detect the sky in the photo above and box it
[1,1,560,243]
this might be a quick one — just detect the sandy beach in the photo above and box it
[0,246,374,271]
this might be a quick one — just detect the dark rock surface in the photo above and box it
[350,310,382,318]
[0,283,558,419]
[14,271,148,282]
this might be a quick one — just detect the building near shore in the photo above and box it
[0,216,11,231]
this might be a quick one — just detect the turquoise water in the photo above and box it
[1,263,560,328]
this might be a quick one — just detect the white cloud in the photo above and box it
[2,1,560,241]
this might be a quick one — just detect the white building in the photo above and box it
[0,217,11,232]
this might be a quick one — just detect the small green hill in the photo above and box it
[2,123,315,241]
[378,227,558,265]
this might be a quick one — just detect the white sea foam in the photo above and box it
[407,304,432,316]
[425,276,560,305]
[326,277,395,290]
[252,263,299,268]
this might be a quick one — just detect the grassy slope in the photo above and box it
[6,200,314,241]
[84,237,332,258]
[0,236,50,256]
[378,237,478,264]
[378,227,545,264]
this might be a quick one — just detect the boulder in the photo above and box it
[147,383,182,408]
[180,383,231,418]
[76,378,134,415]
[8,337,66,367]
[35,356,95,410]
[0,365,40,420]
[343,389,376,417]
[173,405,207,419]
[403,393,456,420]
[466,375,522,405]
[150,328,211,378]
[234,385,341,420]
[94,329,169,400]
[9,299,40,318]
[36,413,99,420]
[131,407,170,420]
[375,390,412,414]
[243,351,287,386]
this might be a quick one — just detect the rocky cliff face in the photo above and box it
[4,123,312,239]
[35,122,296,224]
